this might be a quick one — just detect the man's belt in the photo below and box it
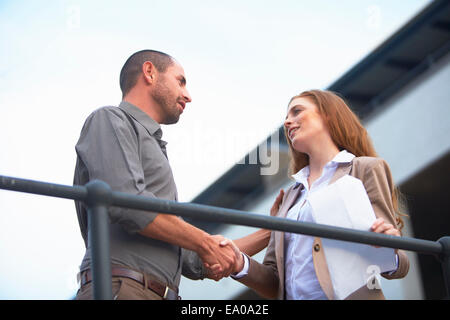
[79,266,180,300]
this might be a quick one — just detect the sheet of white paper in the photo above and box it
[308,175,397,300]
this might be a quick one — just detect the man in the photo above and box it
[74,50,236,300]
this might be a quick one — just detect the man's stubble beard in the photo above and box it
[152,79,180,125]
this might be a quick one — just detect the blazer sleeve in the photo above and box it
[359,158,410,279]
[236,231,280,299]
[235,185,294,299]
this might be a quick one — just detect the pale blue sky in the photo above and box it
[0,0,431,299]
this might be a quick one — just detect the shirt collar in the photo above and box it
[118,101,164,140]
[291,149,355,186]
[331,149,355,164]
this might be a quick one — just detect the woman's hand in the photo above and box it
[218,237,244,274]
[371,217,400,236]
[204,235,244,281]
[370,217,400,252]
[270,189,284,217]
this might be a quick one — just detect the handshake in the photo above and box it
[195,189,284,281]
[198,235,245,281]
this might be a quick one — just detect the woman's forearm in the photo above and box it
[234,229,272,257]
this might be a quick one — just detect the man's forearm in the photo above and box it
[139,214,209,253]
[138,214,236,277]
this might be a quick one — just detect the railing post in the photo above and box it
[85,180,112,300]
[438,237,450,299]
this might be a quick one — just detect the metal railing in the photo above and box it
[1,174,449,300]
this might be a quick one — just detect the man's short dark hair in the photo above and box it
[119,49,174,98]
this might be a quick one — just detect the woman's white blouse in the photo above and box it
[284,150,355,299]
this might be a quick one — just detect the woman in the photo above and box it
[221,89,409,300]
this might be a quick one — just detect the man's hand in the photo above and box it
[220,237,244,273]
[204,235,244,281]
[197,234,237,281]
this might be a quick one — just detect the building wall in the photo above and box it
[364,51,450,299]
[365,53,450,186]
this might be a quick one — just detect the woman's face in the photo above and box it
[284,96,329,153]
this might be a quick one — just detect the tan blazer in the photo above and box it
[237,156,410,300]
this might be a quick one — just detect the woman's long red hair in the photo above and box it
[284,89,405,230]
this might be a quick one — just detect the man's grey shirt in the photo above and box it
[74,101,203,289]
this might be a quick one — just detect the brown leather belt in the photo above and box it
[79,266,180,300]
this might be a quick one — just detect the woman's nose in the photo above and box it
[284,117,292,129]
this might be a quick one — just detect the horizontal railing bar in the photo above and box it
[111,191,443,256]
[0,175,87,201]
[0,175,444,256]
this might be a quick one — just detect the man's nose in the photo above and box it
[183,89,192,103]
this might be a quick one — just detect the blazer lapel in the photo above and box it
[329,161,353,185]
[278,183,303,218]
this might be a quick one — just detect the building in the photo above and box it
[180,0,450,300]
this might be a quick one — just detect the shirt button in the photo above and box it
[314,243,320,252]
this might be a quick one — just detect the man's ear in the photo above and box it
[142,61,156,85]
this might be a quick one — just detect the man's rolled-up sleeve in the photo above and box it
[75,108,158,234]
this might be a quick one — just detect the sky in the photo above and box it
[0,0,431,299]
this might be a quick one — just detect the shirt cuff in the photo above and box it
[231,253,249,279]
[386,254,399,275]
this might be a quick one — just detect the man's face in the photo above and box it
[152,61,192,124]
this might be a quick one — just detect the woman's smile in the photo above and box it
[288,126,301,140]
